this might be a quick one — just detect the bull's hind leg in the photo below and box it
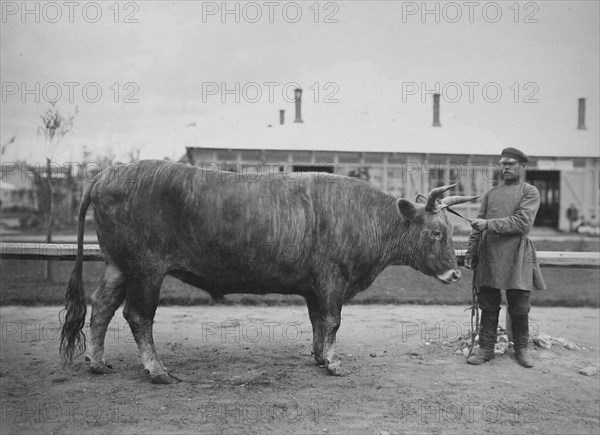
[88,264,126,374]
[122,271,179,384]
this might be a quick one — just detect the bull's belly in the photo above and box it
[168,268,309,298]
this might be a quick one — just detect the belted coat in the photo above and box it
[467,181,547,291]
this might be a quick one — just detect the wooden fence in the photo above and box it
[1,243,599,268]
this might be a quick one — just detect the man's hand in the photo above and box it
[464,252,477,270]
[471,219,488,232]
[464,252,473,270]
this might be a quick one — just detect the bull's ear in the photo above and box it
[397,199,417,220]
[415,193,428,204]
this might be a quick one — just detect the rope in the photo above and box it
[467,272,479,358]
[466,233,482,359]
[446,205,479,357]
[446,207,473,223]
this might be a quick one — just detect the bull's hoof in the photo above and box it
[86,356,114,369]
[151,372,181,384]
[326,361,350,377]
[90,363,116,375]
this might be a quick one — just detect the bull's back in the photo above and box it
[91,161,317,284]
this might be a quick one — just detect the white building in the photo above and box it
[186,91,599,232]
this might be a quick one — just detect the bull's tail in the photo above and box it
[59,179,94,363]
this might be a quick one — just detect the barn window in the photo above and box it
[291,165,334,173]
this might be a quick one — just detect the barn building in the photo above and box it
[186,91,599,232]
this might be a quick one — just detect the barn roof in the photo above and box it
[189,120,598,159]
[186,89,598,159]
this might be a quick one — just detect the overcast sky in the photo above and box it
[1,1,598,163]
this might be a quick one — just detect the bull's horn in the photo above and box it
[425,184,456,212]
[440,195,480,208]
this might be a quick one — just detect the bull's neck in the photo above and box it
[380,203,424,269]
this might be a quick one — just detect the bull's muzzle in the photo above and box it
[436,269,461,284]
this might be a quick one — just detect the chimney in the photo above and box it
[294,88,303,123]
[432,93,441,127]
[279,109,285,125]
[578,98,586,130]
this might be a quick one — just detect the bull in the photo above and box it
[60,160,477,383]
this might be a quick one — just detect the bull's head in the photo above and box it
[396,184,478,284]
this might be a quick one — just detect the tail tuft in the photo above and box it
[59,262,87,362]
[59,178,94,363]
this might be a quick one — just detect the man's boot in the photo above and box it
[512,315,533,368]
[467,310,499,365]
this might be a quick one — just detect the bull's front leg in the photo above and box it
[309,267,350,377]
[306,295,325,365]
[321,304,349,377]
[307,297,346,375]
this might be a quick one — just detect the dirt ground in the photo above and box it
[1,305,598,434]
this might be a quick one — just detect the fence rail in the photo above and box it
[1,243,598,268]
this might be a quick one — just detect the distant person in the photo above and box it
[566,204,579,233]
[465,147,546,368]
[348,167,370,182]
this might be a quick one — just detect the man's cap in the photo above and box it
[500,147,528,164]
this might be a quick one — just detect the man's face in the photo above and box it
[501,160,523,182]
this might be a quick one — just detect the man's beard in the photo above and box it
[503,172,521,184]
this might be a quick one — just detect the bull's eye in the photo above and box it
[432,230,442,239]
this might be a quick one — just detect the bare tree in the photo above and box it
[38,103,78,280]
[127,143,146,162]
[1,135,16,157]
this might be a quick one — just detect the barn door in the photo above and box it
[526,170,560,228]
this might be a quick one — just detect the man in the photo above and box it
[566,204,579,233]
[465,147,546,367]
